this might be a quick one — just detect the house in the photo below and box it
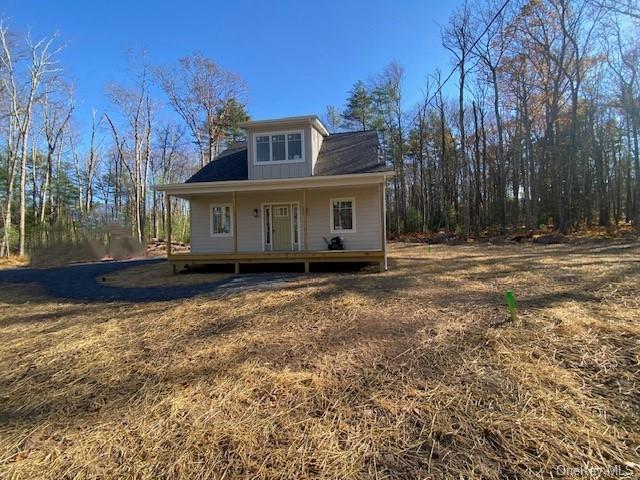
[155,115,393,273]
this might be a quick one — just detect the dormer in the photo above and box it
[240,115,330,180]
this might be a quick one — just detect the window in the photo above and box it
[274,206,288,217]
[293,205,299,244]
[264,206,271,245]
[330,198,355,233]
[272,135,286,161]
[211,204,232,236]
[253,131,304,163]
[288,133,302,160]
[256,136,270,163]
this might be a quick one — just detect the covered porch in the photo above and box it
[158,173,389,274]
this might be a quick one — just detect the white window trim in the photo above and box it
[253,130,305,165]
[210,203,233,237]
[330,197,356,234]
[262,204,271,249]
[260,201,302,252]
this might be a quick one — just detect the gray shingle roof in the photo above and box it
[185,143,248,183]
[184,130,389,183]
[313,130,385,176]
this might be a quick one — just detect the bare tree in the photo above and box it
[152,123,187,238]
[157,53,248,167]
[591,0,640,20]
[84,110,101,215]
[0,21,20,257]
[472,0,510,231]
[372,62,408,232]
[604,11,640,225]
[40,82,73,223]
[443,0,474,238]
[105,58,154,242]
[0,22,61,256]
[322,105,343,133]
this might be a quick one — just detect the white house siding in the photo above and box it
[189,194,234,253]
[236,191,304,252]
[188,184,382,254]
[306,185,382,251]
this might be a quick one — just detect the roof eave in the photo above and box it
[239,115,330,137]
[154,170,394,196]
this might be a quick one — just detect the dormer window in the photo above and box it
[255,130,304,164]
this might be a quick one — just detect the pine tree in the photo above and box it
[342,81,374,131]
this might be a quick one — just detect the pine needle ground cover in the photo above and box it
[100,262,233,288]
[1,241,638,479]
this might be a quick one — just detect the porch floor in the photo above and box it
[168,249,386,273]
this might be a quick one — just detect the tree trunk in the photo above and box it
[491,66,507,233]
[18,124,30,256]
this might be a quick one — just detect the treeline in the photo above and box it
[0,23,248,257]
[326,0,639,236]
[1,0,639,258]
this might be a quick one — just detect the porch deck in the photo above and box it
[168,249,386,273]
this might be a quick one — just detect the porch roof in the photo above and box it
[154,171,392,198]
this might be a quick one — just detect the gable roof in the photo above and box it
[184,130,389,183]
[313,131,387,176]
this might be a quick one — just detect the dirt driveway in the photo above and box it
[0,258,297,302]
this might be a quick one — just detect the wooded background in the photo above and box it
[0,0,638,257]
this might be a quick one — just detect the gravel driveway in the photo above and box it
[0,259,298,302]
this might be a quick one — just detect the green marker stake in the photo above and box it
[428,245,431,254]
[505,290,517,322]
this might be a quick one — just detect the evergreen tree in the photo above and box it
[342,81,374,131]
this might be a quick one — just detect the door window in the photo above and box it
[274,206,289,217]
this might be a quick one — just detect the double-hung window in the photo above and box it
[255,131,303,163]
[330,198,356,233]
[211,204,232,236]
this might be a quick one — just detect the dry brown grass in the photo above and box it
[100,262,232,288]
[1,241,639,478]
[0,256,28,270]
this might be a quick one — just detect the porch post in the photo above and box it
[165,193,172,257]
[232,191,238,253]
[380,182,387,272]
[303,188,308,251]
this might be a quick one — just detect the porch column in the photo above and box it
[232,191,238,253]
[165,193,172,257]
[379,182,387,271]
[303,188,308,251]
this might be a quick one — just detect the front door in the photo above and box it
[272,204,292,251]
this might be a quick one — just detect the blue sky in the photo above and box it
[1,0,460,125]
